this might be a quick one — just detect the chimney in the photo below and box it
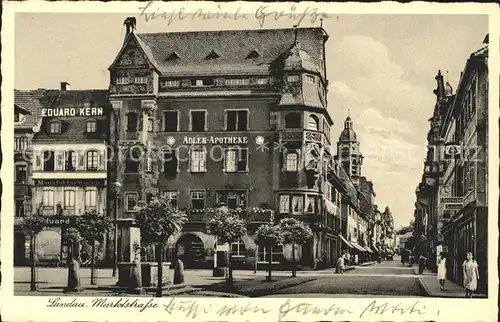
[60,82,70,91]
[124,17,137,37]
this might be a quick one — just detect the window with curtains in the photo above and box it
[224,148,248,172]
[190,148,206,172]
[291,195,304,214]
[84,189,97,209]
[285,152,298,172]
[64,190,76,209]
[305,195,315,213]
[279,195,290,213]
[86,150,99,171]
[43,189,55,208]
[49,121,61,134]
[215,191,247,209]
[86,120,97,133]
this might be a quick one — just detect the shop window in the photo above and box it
[15,164,27,183]
[163,191,178,208]
[190,191,205,209]
[190,111,206,132]
[224,148,248,172]
[189,148,206,173]
[163,150,178,178]
[231,239,246,257]
[279,195,290,213]
[284,113,301,129]
[43,151,55,171]
[307,115,319,131]
[163,111,179,132]
[258,245,283,263]
[226,110,248,131]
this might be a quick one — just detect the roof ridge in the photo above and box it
[136,26,322,36]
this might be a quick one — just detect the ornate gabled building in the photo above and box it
[107,18,335,269]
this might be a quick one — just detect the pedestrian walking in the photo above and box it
[463,252,479,298]
[418,254,427,274]
[336,254,345,275]
[346,252,351,266]
[437,252,447,291]
[409,253,414,267]
[354,254,359,265]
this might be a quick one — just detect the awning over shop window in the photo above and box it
[349,241,366,252]
[324,199,337,214]
[338,235,353,248]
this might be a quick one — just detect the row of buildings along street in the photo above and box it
[408,34,489,294]
[13,18,396,279]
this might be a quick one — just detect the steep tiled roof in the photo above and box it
[14,89,47,129]
[134,28,326,78]
[33,90,111,143]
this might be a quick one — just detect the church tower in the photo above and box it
[335,114,363,182]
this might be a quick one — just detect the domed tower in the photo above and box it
[335,115,363,181]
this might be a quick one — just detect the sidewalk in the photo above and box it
[412,266,486,298]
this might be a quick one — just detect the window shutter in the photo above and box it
[468,164,475,191]
[56,151,64,170]
[79,153,85,168]
[34,152,41,171]
[99,151,105,170]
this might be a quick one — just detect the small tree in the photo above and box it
[254,224,284,281]
[20,211,46,291]
[77,209,113,285]
[278,218,313,277]
[136,196,188,297]
[208,207,247,287]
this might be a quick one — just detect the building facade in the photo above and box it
[414,35,488,293]
[14,86,112,264]
[108,18,337,269]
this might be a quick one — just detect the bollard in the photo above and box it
[173,259,185,285]
[128,260,145,294]
[63,260,84,293]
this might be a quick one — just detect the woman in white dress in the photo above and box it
[463,252,480,298]
[437,252,447,291]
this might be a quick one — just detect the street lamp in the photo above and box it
[111,180,122,277]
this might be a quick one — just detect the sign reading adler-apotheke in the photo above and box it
[182,136,249,144]
[34,179,106,187]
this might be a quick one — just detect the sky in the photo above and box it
[14,12,488,229]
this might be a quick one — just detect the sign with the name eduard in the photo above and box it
[41,107,104,117]
[34,179,106,187]
[42,216,80,227]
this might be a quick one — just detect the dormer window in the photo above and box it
[14,113,26,123]
[134,76,148,84]
[116,76,129,85]
[49,121,61,134]
[305,75,316,84]
[246,49,262,59]
[206,50,220,60]
[86,120,97,133]
[286,75,300,82]
[165,52,180,61]
[162,79,180,88]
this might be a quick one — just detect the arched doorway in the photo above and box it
[175,234,205,268]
